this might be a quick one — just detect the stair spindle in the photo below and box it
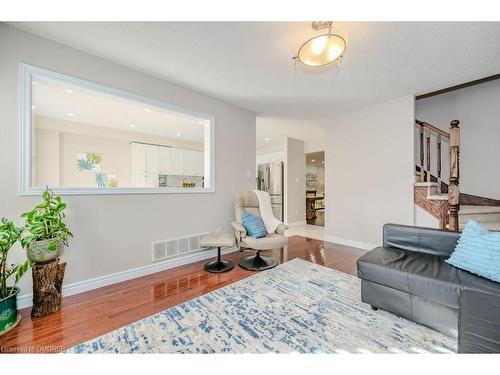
[448,120,460,231]
[437,134,442,194]
[419,125,425,182]
[425,129,431,182]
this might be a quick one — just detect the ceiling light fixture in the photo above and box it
[293,21,346,67]
[198,121,204,125]
[130,124,136,128]
[311,159,316,162]
[31,105,36,110]
[144,108,151,112]
[176,132,182,137]
[65,89,73,93]
[67,112,75,117]
[265,137,270,141]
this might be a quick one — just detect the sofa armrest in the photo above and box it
[458,288,500,353]
[383,223,460,257]
[275,223,288,235]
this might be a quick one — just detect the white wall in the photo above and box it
[414,204,439,228]
[0,24,256,297]
[284,137,306,225]
[324,96,415,249]
[34,127,60,186]
[256,117,326,154]
[416,79,500,199]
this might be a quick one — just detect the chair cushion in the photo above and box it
[242,233,287,251]
[241,210,267,238]
[446,220,500,283]
[358,247,462,308]
[200,234,235,248]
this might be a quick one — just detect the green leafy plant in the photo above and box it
[0,217,31,299]
[20,188,73,251]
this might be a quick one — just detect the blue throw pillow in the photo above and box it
[241,210,267,239]
[446,220,500,283]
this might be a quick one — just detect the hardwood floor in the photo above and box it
[0,236,365,353]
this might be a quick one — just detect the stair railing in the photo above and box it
[415,119,461,231]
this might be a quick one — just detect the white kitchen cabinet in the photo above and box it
[144,144,159,187]
[131,142,146,187]
[168,147,184,175]
[182,149,196,176]
[131,142,160,187]
[158,146,170,175]
[195,151,204,176]
[132,143,204,183]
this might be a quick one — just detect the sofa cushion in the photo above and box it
[357,247,409,292]
[358,247,462,308]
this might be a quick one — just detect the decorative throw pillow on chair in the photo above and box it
[241,210,267,238]
[446,220,500,282]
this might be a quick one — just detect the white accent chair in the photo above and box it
[231,191,288,271]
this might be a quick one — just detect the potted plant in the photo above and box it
[0,217,31,336]
[21,188,73,263]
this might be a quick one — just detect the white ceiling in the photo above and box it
[32,75,205,142]
[11,22,500,119]
[256,117,326,154]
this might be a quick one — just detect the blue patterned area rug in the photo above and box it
[67,258,456,353]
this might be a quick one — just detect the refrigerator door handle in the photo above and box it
[265,164,270,192]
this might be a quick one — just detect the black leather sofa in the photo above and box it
[357,223,500,353]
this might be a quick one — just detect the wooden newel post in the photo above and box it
[31,258,66,318]
[419,124,425,182]
[448,120,460,231]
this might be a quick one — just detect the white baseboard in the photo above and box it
[286,220,307,227]
[324,235,377,251]
[17,246,239,309]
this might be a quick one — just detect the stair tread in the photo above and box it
[460,205,500,214]
[413,182,438,187]
[427,194,448,201]
[460,221,500,231]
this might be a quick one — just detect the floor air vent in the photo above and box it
[152,232,209,262]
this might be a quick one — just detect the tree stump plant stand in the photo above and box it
[31,258,66,318]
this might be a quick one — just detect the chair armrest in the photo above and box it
[231,221,246,238]
[275,223,288,235]
[458,288,500,353]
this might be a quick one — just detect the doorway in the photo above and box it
[305,151,325,226]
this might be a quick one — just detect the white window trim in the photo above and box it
[19,63,216,196]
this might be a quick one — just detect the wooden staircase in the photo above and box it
[414,119,500,231]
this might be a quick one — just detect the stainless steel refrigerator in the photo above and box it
[257,162,284,221]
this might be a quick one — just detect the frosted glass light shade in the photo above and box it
[297,34,346,67]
